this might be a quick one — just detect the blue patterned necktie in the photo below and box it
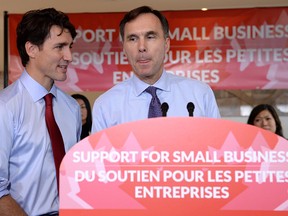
[145,86,162,118]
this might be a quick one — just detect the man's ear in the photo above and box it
[25,41,38,59]
[165,37,170,53]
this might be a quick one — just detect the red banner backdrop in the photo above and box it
[8,7,288,91]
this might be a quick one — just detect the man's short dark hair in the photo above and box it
[119,6,169,41]
[16,8,77,67]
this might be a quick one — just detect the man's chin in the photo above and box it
[55,74,67,82]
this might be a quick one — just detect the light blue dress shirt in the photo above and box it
[0,70,82,215]
[92,71,221,133]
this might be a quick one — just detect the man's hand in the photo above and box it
[0,195,28,216]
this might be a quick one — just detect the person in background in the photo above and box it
[247,104,285,138]
[0,8,82,215]
[72,94,92,139]
[92,5,220,132]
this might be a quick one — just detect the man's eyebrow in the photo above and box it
[126,33,137,38]
[56,41,72,46]
[125,30,159,40]
[146,30,157,35]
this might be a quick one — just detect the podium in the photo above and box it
[59,117,288,216]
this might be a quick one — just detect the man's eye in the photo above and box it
[147,34,156,39]
[128,36,137,41]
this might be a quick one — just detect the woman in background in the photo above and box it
[247,104,284,138]
[72,94,92,139]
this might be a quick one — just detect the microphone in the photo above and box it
[187,102,195,117]
[161,102,169,117]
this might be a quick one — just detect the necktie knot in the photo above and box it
[145,86,162,118]
[44,93,53,107]
[145,86,158,97]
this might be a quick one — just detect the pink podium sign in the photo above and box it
[60,117,288,216]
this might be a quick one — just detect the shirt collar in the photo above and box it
[132,70,171,96]
[20,70,58,102]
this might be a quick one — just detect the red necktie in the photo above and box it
[44,93,65,191]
